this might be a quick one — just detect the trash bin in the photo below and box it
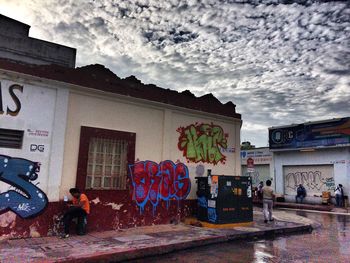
[196,175,253,224]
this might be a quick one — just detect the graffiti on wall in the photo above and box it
[129,160,191,213]
[177,123,228,165]
[0,155,48,218]
[248,170,261,186]
[285,170,335,194]
[244,170,272,187]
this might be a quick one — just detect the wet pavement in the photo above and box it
[0,210,313,263]
[128,210,350,263]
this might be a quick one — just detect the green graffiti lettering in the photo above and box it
[177,123,228,165]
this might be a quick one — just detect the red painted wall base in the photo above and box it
[0,197,196,239]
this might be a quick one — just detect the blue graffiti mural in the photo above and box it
[129,160,191,213]
[0,155,48,218]
[208,207,217,223]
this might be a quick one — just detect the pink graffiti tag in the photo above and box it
[129,160,191,213]
[177,123,228,165]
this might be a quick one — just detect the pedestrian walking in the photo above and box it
[262,179,275,223]
[335,184,344,207]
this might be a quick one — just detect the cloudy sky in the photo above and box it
[0,0,349,147]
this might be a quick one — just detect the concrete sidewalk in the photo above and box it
[0,210,318,263]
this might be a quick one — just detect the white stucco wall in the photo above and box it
[0,75,68,201]
[61,90,242,199]
[61,91,164,197]
[170,112,241,199]
[273,147,350,198]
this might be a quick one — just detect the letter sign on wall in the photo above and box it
[30,144,45,153]
[0,82,23,116]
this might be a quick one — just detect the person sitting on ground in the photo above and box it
[61,188,90,238]
[257,181,264,200]
[262,180,275,223]
[335,184,344,207]
[295,184,306,203]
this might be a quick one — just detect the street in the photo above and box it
[128,210,350,263]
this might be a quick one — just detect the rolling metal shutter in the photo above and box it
[242,164,271,186]
[283,165,334,196]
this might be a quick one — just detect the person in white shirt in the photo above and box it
[262,180,275,223]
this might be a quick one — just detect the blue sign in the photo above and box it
[269,118,350,150]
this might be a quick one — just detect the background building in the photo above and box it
[269,118,350,204]
[0,14,76,68]
[241,147,274,188]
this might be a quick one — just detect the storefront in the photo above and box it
[241,147,274,188]
[270,118,350,204]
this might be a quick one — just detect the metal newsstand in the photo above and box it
[196,174,253,224]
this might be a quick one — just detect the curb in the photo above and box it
[277,207,350,216]
[59,224,313,263]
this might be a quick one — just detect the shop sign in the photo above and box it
[0,83,23,117]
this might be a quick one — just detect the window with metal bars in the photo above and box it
[0,128,24,149]
[86,138,128,190]
[76,126,136,191]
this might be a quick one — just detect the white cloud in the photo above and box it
[0,0,349,146]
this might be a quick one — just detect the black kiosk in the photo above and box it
[196,172,253,224]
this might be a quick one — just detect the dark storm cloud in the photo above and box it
[19,0,350,146]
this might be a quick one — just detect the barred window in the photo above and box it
[86,138,128,190]
[76,126,135,191]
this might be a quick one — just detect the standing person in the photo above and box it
[295,184,306,203]
[257,181,264,201]
[62,188,90,238]
[335,184,344,207]
[262,180,275,223]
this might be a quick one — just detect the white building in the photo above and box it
[241,147,274,188]
[269,118,350,204]
[0,15,242,238]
